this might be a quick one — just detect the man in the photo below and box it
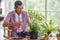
[3,0,31,40]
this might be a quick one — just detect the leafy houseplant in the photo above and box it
[30,20,40,39]
[28,9,45,39]
[41,20,58,35]
[30,19,40,32]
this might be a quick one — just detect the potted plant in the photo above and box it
[28,9,45,39]
[30,20,40,39]
[41,20,58,35]
[41,20,58,40]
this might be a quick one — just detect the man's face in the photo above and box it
[15,5,23,14]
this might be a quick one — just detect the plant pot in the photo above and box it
[57,37,60,40]
[30,32,38,39]
[44,33,49,40]
[56,33,60,40]
[44,37,48,40]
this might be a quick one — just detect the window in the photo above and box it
[25,0,60,26]
[47,0,60,26]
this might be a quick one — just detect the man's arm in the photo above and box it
[3,22,22,27]
[3,13,22,27]
[3,12,11,27]
[3,22,12,27]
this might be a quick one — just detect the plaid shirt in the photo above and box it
[4,10,30,32]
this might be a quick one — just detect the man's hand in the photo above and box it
[13,21,23,26]
[3,21,23,27]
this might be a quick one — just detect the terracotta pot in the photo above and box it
[44,37,48,40]
[44,33,49,40]
[57,37,60,40]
